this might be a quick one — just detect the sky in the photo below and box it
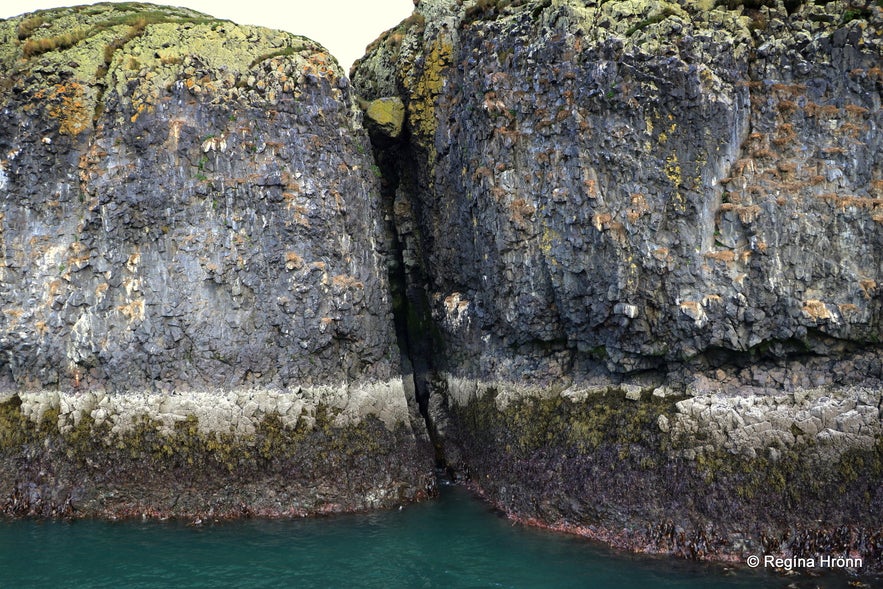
[0,0,414,72]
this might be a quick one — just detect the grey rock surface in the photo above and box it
[0,2,432,518]
[353,0,883,567]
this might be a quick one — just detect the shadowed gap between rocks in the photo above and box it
[367,119,451,476]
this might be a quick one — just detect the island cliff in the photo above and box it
[0,2,433,518]
[353,0,883,568]
[1,0,882,571]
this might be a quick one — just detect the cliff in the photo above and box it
[0,2,432,518]
[353,0,883,568]
[2,0,882,571]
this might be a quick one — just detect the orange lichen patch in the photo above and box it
[776,99,798,114]
[771,83,805,96]
[46,279,65,301]
[772,123,797,146]
[67,241,90,269]
[751,147,777,160]
[678,300,704,320]
[287,203,310,227]
[472,166,493,181]
[443,293,470,315]
[838,303,859,316]
[705,249,736,263]
[651,247,669,261]
[95,282,109,302]
[733,158,755,176]
[116,299,145,322]
[3,308,24,323]
[801,300,832,320]
[32,82,92,136]
[592,211,612,231]
[844,104,870,118]
[331,274,364,289]
[626,193,649,223]
[720,203,761,224]
[509,198,535,227]
[838,122,864,138]
[126,251,141,272]
[805,103,840,118]
[284,251,303,271]
[34,320,48,336]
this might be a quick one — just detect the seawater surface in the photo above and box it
[0,485,865,588]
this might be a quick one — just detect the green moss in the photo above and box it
[16,16,46,40]
[365,97,406,139]
[625,8,678,37]
[1,393,399,480]
[404,36,453,154]
[455,387,678,458]
[22,29,89,58]
[463,0,538,23]
[841,8,871,24]
[248,44,311,69]
[0,396,28,450]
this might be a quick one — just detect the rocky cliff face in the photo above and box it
[354,0,883,567]
[0,3,432,518]
[2,0,883,571]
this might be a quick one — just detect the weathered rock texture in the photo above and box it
[354,0,883,569]
[0,3,432,518]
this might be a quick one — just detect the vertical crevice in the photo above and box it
[366,122,449,473]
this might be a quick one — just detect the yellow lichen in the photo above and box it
[405,36,452,153]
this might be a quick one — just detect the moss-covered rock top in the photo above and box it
[0,2,337,134]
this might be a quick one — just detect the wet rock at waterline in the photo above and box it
[353,0,883,570]
[0,3,433,517]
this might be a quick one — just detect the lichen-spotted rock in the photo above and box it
[354,0,883,570]
[0,3,432,518]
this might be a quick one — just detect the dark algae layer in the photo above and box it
[0,0,882,578]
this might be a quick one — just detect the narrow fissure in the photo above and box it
[368,128,449,473]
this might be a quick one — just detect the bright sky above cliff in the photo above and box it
[1,0,414,72]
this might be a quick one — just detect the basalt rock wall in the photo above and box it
[0,2,433,518]
[353,0,883,568]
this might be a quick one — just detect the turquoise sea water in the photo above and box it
[0,484,866,588]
